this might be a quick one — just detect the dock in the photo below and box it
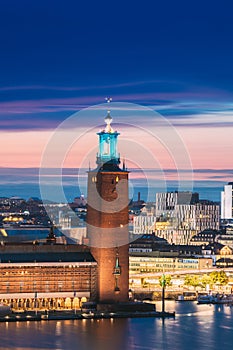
[0,309,175,322]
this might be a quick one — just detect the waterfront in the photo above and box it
[1,301,233,350]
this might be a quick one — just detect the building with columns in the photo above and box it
[0,242,97,310]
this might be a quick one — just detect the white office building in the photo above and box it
[133,215,156,234]
[221,183,233,219]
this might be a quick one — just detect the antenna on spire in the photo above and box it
[105,97,112,114]
[104,97,114,132]
[105,97,112,104]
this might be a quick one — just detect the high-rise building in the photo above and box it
[221,182,233,219]
[155,191,199,218]
[155,191,219,244]
[87,111,129,303]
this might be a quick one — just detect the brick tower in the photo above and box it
[87,109,129,303]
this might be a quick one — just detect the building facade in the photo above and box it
[87,111,129,303]
[133,215,156,235]
[155,191,220,244]
[221,182,233,219]
[129,254,212,274]
[155,191,199,218]
[0,244,97,310]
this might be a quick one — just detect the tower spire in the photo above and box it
[104,97,113,133]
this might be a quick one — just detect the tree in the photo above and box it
[200,274,212,289]
[184,275,200,289]
[210,271,228,286]
[159,274,172,287]
[209,271,219,284]
[218,270,229,285]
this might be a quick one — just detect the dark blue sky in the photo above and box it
[1,0,233,126]
[1,1,233,200]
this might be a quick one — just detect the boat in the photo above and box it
[212,294,233,304]
[197,293,233,305]
[197,294,215,304]
[176,292,197,302]
[81,312,95,319]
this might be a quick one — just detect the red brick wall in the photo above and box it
[87,170,129,303]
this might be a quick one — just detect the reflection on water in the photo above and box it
[1,302,233,350]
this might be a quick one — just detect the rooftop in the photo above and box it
[0,243,95,263]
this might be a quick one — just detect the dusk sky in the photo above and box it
[1,0,233,200]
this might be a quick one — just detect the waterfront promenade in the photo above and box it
[0,308,175,322]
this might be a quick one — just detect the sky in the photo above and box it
[0,0,233,201]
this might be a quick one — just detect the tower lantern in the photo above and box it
[96,109,120,165]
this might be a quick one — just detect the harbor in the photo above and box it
[0,308,175,322]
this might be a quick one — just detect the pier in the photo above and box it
[0,309,175,322]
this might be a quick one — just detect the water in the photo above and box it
[1,301,233,350]
[0,182,222,203]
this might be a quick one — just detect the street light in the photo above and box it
[161,274,166,314]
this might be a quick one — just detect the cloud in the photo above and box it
[0,80,170,92]
[0,82,233,131]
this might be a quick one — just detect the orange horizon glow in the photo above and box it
[0,124,232,175]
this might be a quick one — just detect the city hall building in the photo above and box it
[0,243,97,310]
[0,110,130,310]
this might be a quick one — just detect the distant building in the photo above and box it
[72,194,87,207]
[204,244,233,268]
[190,229,220,246]
[58,210,84,229]
[221,182,233,219]
[129,233,168,253]
[174,202,219,232]
[155,191,199,218]
[62,223,87,244]
[129,241,211,274]
[129,254,212,274]
[129,235,211,273]
[201,242,225,265]
[129,192,145,214]
[133,215,156,234]
[155,191,220,244]
[216,230,233,248]
[140,202,156,216]
[0,226,68,244]
[201,242,224,256]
